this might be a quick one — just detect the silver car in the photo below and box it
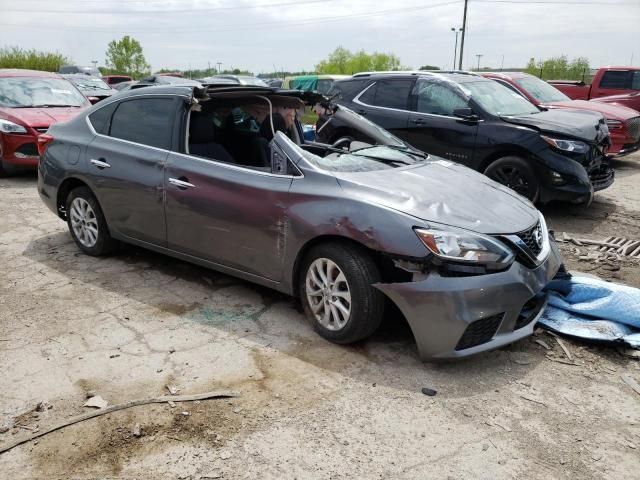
[37,85,561,360]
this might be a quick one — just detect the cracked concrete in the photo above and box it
[1,154,640,479]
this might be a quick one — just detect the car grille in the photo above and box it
[455,314,503,351]
[518,222,543,257]
[514,294,546,330]
[626,117,640,142]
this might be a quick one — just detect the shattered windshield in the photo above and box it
[301,145,423,172]
[514,76,570,103]
[463,80,540,116]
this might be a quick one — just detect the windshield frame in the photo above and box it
[0,76,90,108]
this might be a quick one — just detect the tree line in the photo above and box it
[0,39,592,82]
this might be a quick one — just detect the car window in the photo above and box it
[600,71,631,89]
[462,80,539,116]
[513,76,569,103]
[373,80,413,109]
[316,79,333,95]
[413,79,468,116]
[88,102,118,135]
[109,98,175,149]
[357,83,377,104]
[631,71,640,90]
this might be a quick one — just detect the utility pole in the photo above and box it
[451,27,462,70]
[476,54,483,71]
[216,62,222,73]
[458,0,469,70]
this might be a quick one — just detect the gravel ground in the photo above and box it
[1,153,640,479]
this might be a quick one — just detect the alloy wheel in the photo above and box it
[492,166,531,198]
[305,258,352,331]
[69,197,99,248]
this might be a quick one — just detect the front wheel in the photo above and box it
[299,243,385,344]
[65,186,118,256]
[484,156,540,202]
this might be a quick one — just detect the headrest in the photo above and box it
[190,113,215,144]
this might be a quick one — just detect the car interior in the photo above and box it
[185,93,371,172]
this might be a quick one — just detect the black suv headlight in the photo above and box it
[541,135,589,154]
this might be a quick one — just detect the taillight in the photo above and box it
[37,134,54,157]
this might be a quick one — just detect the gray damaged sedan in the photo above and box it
[37,84,562,360]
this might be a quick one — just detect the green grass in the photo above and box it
[301,107,318,125]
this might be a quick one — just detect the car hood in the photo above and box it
[545,99,638,120]
[593,91,640,102]
[502,109,608,143]
[333,158,539,235]
[0,106,86,127]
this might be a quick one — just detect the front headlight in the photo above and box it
[0,118,28,134]
[414,227,514,266]
[541,135,589,154]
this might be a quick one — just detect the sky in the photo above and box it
[1,0,639,74]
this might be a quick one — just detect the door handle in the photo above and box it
[90,158,111,169]
[169,177,196,189]
[356,109,367,115]
[411,118,426,125]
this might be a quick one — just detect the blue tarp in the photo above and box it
[539,276,640,349]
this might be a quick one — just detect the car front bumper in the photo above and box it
[375,238,562,360]
[0,132,40,170]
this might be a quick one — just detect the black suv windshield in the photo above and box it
[514,76,570,103]
[463,80,539,116]
[0,77,88,108]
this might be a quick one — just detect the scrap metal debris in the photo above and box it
[0,389,239,455]
[621,375,640,397]
[83,395,108,410]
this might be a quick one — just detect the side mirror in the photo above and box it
[453,108,478,121]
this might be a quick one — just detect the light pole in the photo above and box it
[451,27,463,70]
[216,62,222,74]
[476,54,483,71]
[458,0,469,70]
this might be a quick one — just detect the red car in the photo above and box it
[0,69,90,176]
[482,72,640,156]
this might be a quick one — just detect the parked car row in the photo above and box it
[1,65,636,360]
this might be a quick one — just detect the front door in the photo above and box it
[164,152,293,281]
[406,78,478,165]
[86,97,178,245]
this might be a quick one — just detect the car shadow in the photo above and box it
[24,230,547,398]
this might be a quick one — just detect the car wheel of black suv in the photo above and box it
[485,156,540,202]
[299,242,385,344]
[65,187,118,256]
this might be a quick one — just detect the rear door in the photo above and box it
[85,96,179,245]
[406,78,478,165]
[351,78,414,140]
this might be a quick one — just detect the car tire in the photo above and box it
[484,156,540,202]
[65,186,118,256]
[299,242,385,344]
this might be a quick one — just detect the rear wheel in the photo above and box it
[485,156,540,202]
[299,242,384,344]
[65,187,117,256]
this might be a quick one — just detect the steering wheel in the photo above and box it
[331,136,354,150]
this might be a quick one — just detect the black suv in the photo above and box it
[317,71,613,204]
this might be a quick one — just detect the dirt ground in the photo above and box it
[1,153,640,480]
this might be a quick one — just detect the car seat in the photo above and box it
[189,113,235,163]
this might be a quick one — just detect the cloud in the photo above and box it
[1,0,638,72]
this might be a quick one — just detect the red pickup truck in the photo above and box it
[548,67,640,113]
